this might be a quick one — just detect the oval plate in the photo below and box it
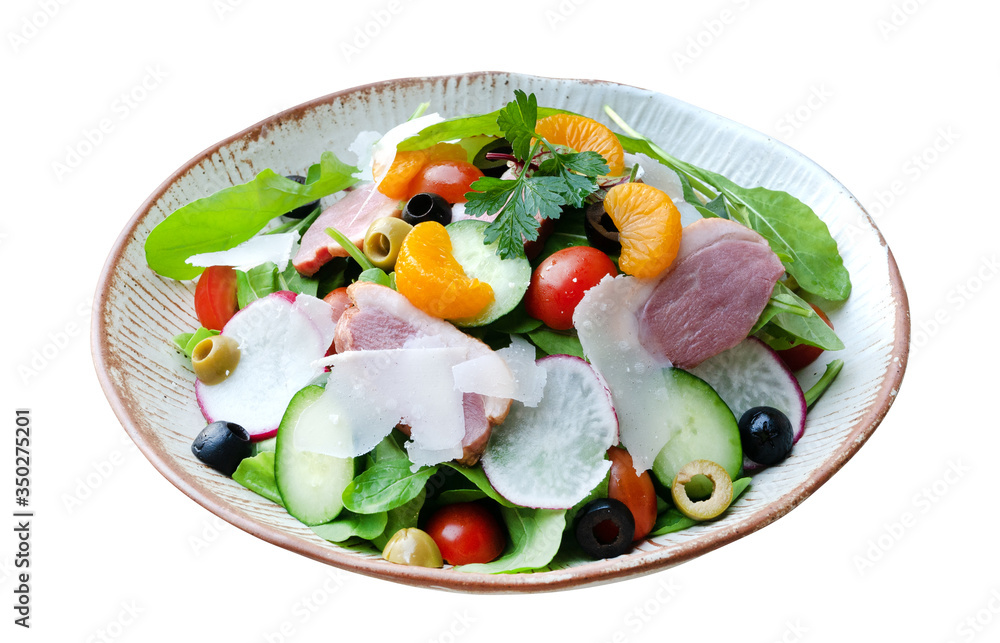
[92,72,908,593]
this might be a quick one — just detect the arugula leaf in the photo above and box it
[371,489,427,550]
[232,452,283,506]
[527,328,585,359]
[442,462,515,507]
[649,477,751,537]
[174,327,219,358]
[311,510,388,543]
[756,283,844,351]
[145,151,358,280]
[483,304,543,335]
[804,359,844,408]
[396,105,570,152]
[342,460,438,514]
[455,507,566,574]
[604,107,851,301]
[235,261,318,308]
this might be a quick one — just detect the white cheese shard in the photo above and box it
[297,348,467,464]
[497,335,546,407]
[370,113,444,187]
[573,273,675,473]
[186,232,299,271]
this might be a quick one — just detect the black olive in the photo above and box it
[283,175,320,219]
[584,200,621,255]
[738,406,794,466]
[473,138,514,178]
[402,192,452,226]
[191,421,252,476]
[574,498,635,559]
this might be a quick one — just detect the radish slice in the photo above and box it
[481,355,618,509]
[689,337,807,470]
[196,293,333,440]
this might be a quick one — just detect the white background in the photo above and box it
[2,0,998,641]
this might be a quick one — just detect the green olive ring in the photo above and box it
[191,335,241,385]
[382,528,444,568]
[670,459,733,521]
[363,217,413,271]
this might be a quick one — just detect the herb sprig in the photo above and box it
[464,91,609,259]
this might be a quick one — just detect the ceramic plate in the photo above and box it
[92,72,909,592]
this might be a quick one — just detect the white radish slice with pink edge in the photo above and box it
[196,292,334,440]
[689,337,807,471]
[481,355,618,509]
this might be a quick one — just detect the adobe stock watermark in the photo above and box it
[853,459,970,575]
[774,85,834,140]
[544,0,591,30]
[770,621,808,643]
[61,433,140,515]
[213,0,249,20]
[17,298,92,386]
[673,0,759,72]
[262,569,351,643]
[945,589,1000,643]
[425,610,478,643]
[867,126,959,223]
[51,64,169,181]
[7,0,72,54]
[340,1,404,63]
[86,600,145,643]
[600,578,680,642]
[876,0,931,41]
[911,253,998,359]
[189,515,232,557]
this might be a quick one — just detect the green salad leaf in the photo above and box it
[232,452,283,506]
[311,510,388,543]
[145,152,358,280]
[455,507,566,574]
[173,327,219,358]
[527,328,585,359]
[396,104,570,152]
[649,477,751,537]
[342,460,438,514]
[371,489,427,550]
[235,261,318,308]
[756,284,844,352]
[442,462,515,508]
[804,359,844,408]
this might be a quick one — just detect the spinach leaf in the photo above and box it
[145,152,358,280]
[455,507,566,573]
[396,106,570,152]
[804,359,844,409]
[483,304,543,335]
[311,510,388,543]
[442,463,515,508]
[342,460,438,514]
[756,284,844,351]
[649,477,751,537]
[232,452,283,506]
[371,489,427,550]
[604,108,851,301]
[235,261,319,308]
[528,328,585,359]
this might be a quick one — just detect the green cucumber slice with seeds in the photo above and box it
[447,219,531,327]
[275,385,355,526]
[651,369,743,497]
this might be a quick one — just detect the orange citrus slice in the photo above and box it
[375,143,467,200]
[535,114,625,176]
[394,221,494,319]
[603,182,682,279]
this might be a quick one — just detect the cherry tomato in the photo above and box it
[424,502,506,565]
[194,266,239,331]
[525,246,617,330]
[606,446,657,541]
[776,303,833,371]
[408,160,484,204]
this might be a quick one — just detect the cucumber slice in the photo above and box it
[447,219,531,327]
[275,386,355,526]
[650,369,742,496]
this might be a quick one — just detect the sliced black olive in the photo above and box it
[738,406,794,466]
[402,192,452,226]
[283,175,320,219]
[191,421,252,476]
[574,498,635,559]
[472,138,514,178]
[584,200,621,255]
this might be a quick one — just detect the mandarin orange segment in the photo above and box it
[535,114,625,176]
[375,143,468,200]
[603,182,683,279]
[394,221,494,319]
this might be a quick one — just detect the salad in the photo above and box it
[151,90,849,573]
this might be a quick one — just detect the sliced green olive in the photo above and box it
[191,335,241,385]
[670,459,733,521]
[382,528,443,568]
[363,217,413,271]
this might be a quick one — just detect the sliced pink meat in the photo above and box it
[293,183,402,276]
[335,281,511,464]
[638,218,784,369]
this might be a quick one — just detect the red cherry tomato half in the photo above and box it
[776,303,833,371]
[424,502,506,565]
[408,160,484,204]
[607,446,657,541]
[194,266,239,331]
[525,246,618,330]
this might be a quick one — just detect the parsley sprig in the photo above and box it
[464,90,609,259]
